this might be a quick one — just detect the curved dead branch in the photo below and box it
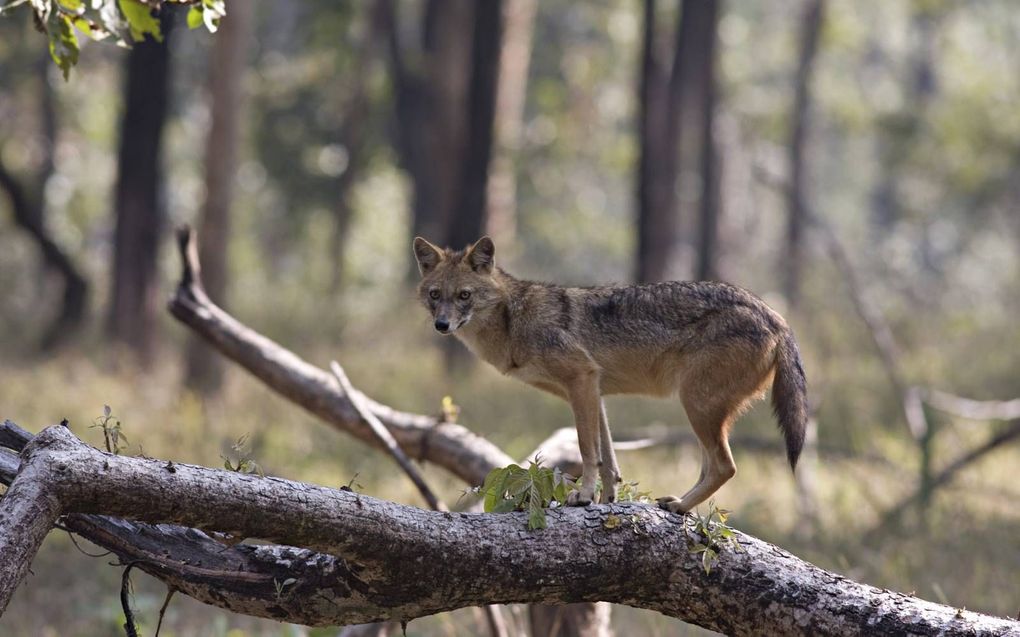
[168,225,513,486]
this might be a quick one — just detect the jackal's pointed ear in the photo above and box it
[466,236,495,274]
[413,237,443,275]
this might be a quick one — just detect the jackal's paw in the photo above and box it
[599,471,621,504]
[566,490,593,507]
[656,495,688,515]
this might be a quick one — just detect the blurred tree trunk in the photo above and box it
[783,0,824,310]
[689,0,721,282]
[184,0,253,394]
[445,0,504,249]
[0,56,88,351]
[636,0,702,283]
[384,0,512,252]
[636,0,673,283]
[485,0,537,246]
[107,15,173,365]
[383,0,473,254]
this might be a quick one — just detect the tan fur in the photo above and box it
[413,237,808,513]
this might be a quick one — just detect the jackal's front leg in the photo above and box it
[598,400,622,503]
[564,372,601,506]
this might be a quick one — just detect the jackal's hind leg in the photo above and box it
[598,400,622,503]
[659,407,737,514]
[655,445,708,511]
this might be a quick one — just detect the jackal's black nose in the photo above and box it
[434,318,450,333]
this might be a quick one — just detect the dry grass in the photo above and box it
[1,334,1018,635]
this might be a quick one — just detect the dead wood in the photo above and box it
[2,424,1017,635]
[168,225,513,486]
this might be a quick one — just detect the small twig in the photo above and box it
[175,225,203,293]
[154,587,176,637]
[63,528,113,558]
[120,561,141,637]
[922,389,1020,422]
[330,361,447,512]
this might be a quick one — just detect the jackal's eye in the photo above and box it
[458,290,471,300]
[428,289,440,300]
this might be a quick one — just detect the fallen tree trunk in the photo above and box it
[1,424,1017,636]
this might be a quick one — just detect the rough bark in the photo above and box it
[184,0,253,393]
[2,424,1017,636]
[108,14,173,365]
[784,0,824,310]
[0,434,63,613]
[168,226,514,486]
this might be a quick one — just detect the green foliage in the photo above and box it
[273,577,297,603]
[0,0,221,78]
[687,501,741,575]
[46,10,77,79]
[440,395,461,423]
[89,404,128,455]
[220,433,264,477]
[615,480,653,504]
[479,460,575,530]
[117,0,160,42]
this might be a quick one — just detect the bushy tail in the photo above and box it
[772,328,808,471]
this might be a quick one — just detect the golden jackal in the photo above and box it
[413,236,807,513]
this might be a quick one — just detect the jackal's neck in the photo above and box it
[492,267,533,302]
[453,269,521,370]
[469,267,519,337]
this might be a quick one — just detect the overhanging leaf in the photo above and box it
[185,4,202,29]
[118,0,161,42]
[47,11,79,80]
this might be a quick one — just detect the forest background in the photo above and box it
[1,0,1019,635]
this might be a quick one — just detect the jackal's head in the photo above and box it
[413,236,503,335]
